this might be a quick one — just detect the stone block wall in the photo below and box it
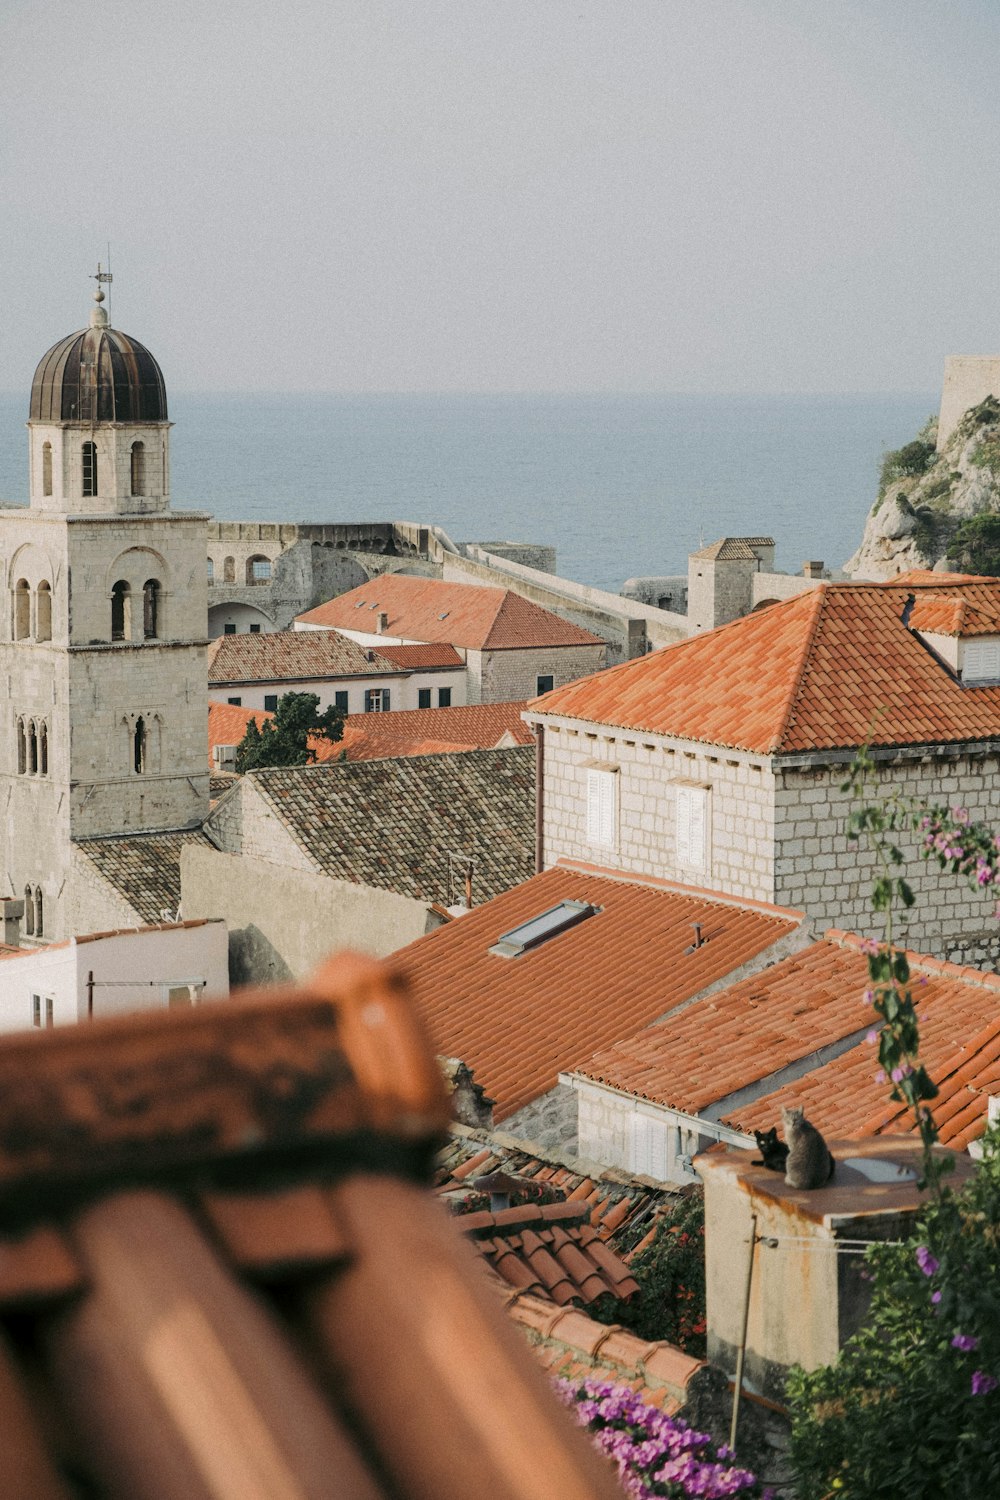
[774,751,1000,958]
[573,1079,707,1184]
[535,717,776,901]
[471,643,606,706]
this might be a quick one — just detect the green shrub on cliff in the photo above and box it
[946,513,1000,577]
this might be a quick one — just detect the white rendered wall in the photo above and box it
[208,665,466,714]
[0,920,229,1034]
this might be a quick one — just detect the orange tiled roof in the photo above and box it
[867,1015,1000,1149]
[397,864,803,1120]
[530,576,1000,754]
[208,700,534,770]
[297,574,602,650]
[573,938,874,1114]
[909,594,1000,637]
[724,932,1000,1145]
[461,1200,639,1306]
[338,702,535,761]
[373,642,464,669]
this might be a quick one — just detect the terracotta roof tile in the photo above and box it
[0,952,624,1498]
[208,700,534,771]
[297,574,602,650]
[690,536,774,561]
[909,595,1000,638]
[459,1200,638,1306]
[723,933,1000,1145]
[372,642,464,669]
[399,865,802,1120]
[531,577,1000,753]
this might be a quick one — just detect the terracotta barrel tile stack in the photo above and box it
[0,952,625,1500]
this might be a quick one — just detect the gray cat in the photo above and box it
[781,1104,835,1189]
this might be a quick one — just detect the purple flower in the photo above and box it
[931,1290,942,1304]
[875,1069,886,1085]
[952,1333,979,1352]
[859,938,880,956]
[865,1029,879,1045]
[891,1063,913,1084]
[915,1246,939,1277]
[972,1371,999,1396]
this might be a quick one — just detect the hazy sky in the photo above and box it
[2,1,998,394]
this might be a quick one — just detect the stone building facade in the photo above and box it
[0,285,209,943]
[529,575,1000,964]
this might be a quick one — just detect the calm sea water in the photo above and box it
[0,391,935,593]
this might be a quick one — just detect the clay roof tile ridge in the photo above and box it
[770,585,829,752]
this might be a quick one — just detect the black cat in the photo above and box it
[752,1126,789,1172]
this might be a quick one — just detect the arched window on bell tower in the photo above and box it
[13,580,30,641]
[16,718,26,775]
[130,441,145,496]
[111,581,131,642]
[28,721,38,774]
[24,886,34,938]
[34,887,43,938]
[82,440,98,498]
[41,442,53,497]
[35,581,51,641]
[134,716,146,775]
[143,579,160,639]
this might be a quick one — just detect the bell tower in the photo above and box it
[0,276,209,944]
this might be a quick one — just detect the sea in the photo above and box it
[0,392,936,594]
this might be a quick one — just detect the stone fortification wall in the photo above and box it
[180,844,433,984]
[445,548,687,662]
[774,749,1000,961]
[535,717,776,902]
[471,540,557,573]
[937,356,1000,449]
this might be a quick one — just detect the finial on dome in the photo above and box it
[90,261,112,328]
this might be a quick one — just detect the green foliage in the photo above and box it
[788,1131,1000,1499]
[946,513,1000,577]
[593,1192,707,1355]
[235,691,343,772]
[878,438,935,496]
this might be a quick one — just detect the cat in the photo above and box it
[751,1126,789,1172]
[781,1104,835,1189]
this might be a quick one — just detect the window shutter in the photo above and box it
[964,639,1000,681]
[383,689,390,712]
[676,785,708,870]
[586,768,617,848]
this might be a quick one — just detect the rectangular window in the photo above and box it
[675,783,710,871]
[31,994,41,1028]
[249,623,261,634]
[263,694,278,712]
[45,995,53,1028]
[334,691,349,714]
[224,623,236,635]
[365,688,390,713]
[227,696,242,707]
[536,674,554,695]
[585,766,618,848]
[437,687,452,708]
[418,688,432,709]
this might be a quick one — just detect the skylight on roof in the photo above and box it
[490,899,598,958]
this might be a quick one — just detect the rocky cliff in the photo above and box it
[845,396,1000,579]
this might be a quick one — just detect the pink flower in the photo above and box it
[866,1030,879,1045]
[859,938,880,956]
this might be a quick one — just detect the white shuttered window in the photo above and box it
[627,1112,672,1180]
[963,638,1000,682]
[585,767,618,848]
[675,784,709,871]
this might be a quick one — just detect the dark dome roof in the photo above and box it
[30,320,168,424]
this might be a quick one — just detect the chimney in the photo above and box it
[802,561,825,579]
[0,899,24,946]
[473,1170,521,1213]
[213,744,237,771]
[376,611,389,634]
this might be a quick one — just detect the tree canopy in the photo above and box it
[235,691,344,772]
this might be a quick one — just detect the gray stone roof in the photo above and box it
[237,745,536,905]
[75,830,214,925]
[690,536,775,562]
[207,630,403,686]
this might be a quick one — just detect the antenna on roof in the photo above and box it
[91,256,113,321]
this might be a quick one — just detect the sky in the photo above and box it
[1,0,999,394]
